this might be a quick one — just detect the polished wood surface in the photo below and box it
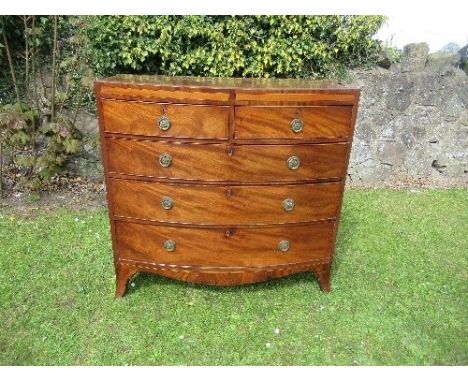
[98,74,359,91]
[99,86,231,104]
[109,179,342,225]
[115,220,334,267]
[103,99,229,139]
[234,92,357,105]
[96,74,359,105]
[106,138,349,182]
[94,74,360,297]
[235,106,351,140]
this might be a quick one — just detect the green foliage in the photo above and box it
[0,102,36,146]
[0,102,82,189]
[0,16,24,103]
[54,16,96,113]
[86,15,385,79]
[0,16,87,192]
[384,44,403,64]
[0,16,94,111]
[35,115,83,180]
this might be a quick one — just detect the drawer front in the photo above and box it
[110,179,342,224]
[235,106,352,140]
[115,221,334,267]
[106,139,348,182]
[102,99,229,139]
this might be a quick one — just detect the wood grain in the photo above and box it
[235,91,357,105]
[114,261,332,293]
[100,85,230,104]
[235,106,351,140]
[115,220,334,267]
[98,74,359,91]
[102,99,229,139]
[96,75,359,106]
[105,138,349,182]
[109,179,342,225]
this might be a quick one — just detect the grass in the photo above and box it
[0,189,467,365]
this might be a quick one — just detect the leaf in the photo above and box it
[63,138,82,154]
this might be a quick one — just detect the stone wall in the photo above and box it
[72,43,468,188]
[348,43,467,187]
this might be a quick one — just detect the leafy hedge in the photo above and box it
[86,15,385,79]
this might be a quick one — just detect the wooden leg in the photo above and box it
[314,264,331,293]
[115,263,137,298]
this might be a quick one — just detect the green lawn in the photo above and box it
[0,189,467,365]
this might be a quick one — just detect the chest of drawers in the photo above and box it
[94,75,360,298]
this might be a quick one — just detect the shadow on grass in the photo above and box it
[125,270,321,297]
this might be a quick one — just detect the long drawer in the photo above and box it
[109,179,342,224]
[106,138,349,182]
[115,220,334,267]
[102,99,229,139]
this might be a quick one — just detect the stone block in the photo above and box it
[401,43,429,72]
[425,52,461,75]
[377,140,404,167]
[385,74,413,111]
[74,111,99,137]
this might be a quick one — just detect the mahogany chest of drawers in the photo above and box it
[94,75,360,297]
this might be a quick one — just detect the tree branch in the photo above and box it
[2,20,20,103]
[50,15,58,121]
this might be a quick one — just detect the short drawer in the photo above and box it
[102,99,229,139]
[110,179,342,224]
[115,221,334,267]
[234,106,352,140]
[106,138,349,182]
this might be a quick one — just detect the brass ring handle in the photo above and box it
[164,239,176,252]
[157,115,171,131]
[159,153,172,168]
[161,196,173,210]
[282,198,295,212]
[291,118,304,133]
[278,240,290,252]
[287,155,300,170]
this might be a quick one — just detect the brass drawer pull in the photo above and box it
[159,153,172,168]
[287,155,300,170]
[161,196,173,210]
[282,198,295,212]
[157,115,171,131]
[291,118,304,133]
[164,239,176,252]
[278,240,290,252]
